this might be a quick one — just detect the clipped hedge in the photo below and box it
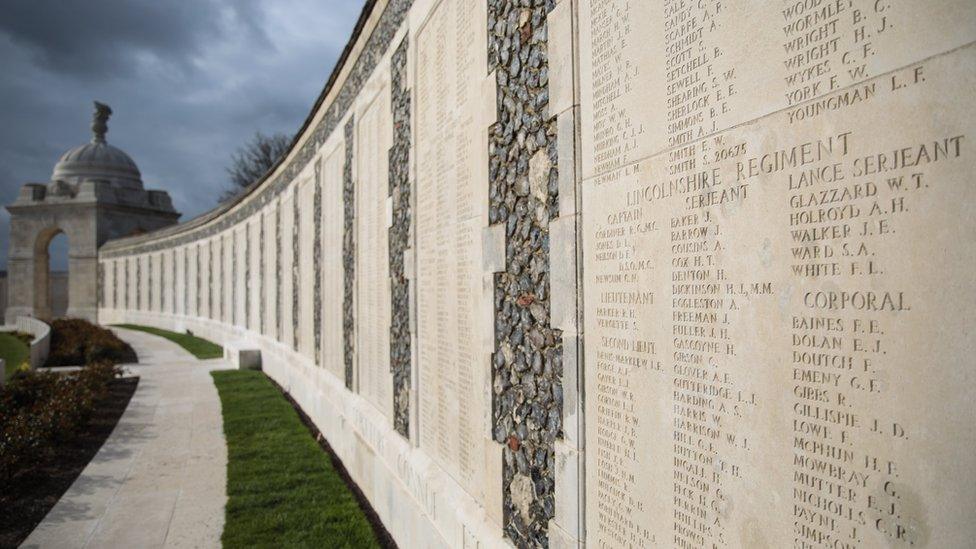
[46,319,137,367]
[0,361,122,480]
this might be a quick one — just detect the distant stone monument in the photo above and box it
[4,102,179,323]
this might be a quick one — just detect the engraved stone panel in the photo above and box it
[281,190,296,349]
[200,243,210,319]
[299,178,316,358]
[113,259,121,309]
[160,251,169,313]
[248,220,259,331]
[263,208,275,336]
[176,250,184,315]
[155,254,161,311]
[126,257,133,310]
[236,226,247,326]
[212,237,222,321]
[104,261,110,313]
[137,255,146,310]
[356,86,393,417]
[579,2,976,547]
[223,233,233,323]
[104,260,115,309]
[415,0,488,502]
[322,145,345,378]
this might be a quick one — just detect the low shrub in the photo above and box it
[46,319,137,367]
[0,361,122,481]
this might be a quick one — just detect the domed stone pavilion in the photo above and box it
[5,102,180,322]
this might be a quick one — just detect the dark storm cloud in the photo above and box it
[0,0,268,79]
[0,0,362,269]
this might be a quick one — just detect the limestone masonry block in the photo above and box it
[223,342,262,371]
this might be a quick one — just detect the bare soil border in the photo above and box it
[0,376,139,548]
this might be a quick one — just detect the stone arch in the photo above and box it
[4,200,100,323]
[32,226,69,320]
[4,102,180,324]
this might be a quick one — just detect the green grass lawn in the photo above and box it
[113,324,223,359]
[212,371,381,548]
[0,331,30,379]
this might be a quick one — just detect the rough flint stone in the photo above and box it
[488,1,562,546]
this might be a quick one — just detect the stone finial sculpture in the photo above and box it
[92,101,112,143]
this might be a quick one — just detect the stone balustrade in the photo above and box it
[16,316,50,370]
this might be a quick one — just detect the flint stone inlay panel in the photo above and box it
[208,238,220,320]
[97,261,104,308]
[245,224,251,328]
[389,36,412,438]
[292,186,301,350]
[252,220,261,331]
[487,0,563,545]
[579,2,976,547]
[343,117,356,389]
[282,192,295,347]
[260,209,267,334]
[275,201,282,339]
[313,160,323,364]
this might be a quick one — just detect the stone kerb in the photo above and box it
[16,316,51,369]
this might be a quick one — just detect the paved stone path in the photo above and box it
[23,327,231,549]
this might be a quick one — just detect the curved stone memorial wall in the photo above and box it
[97,0,974,547]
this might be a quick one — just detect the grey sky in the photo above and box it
[0,0,363,270]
